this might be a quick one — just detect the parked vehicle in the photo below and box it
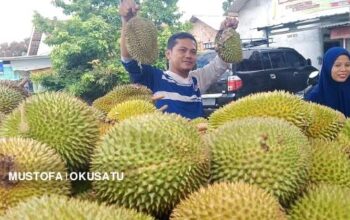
[197,47,319,116]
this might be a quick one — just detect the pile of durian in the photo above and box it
[1,82,350,220]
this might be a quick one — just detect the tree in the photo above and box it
[222,0,235,14]
[0,38,30,57]
[32,0,186,102]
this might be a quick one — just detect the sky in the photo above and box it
[0,0,225,44]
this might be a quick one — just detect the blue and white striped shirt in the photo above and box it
[122,56,229,119]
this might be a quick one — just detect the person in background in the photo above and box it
[119,0,238,119]
[304,47,350,117]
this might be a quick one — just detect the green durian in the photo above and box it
[289,184,350,220]
[215,28,242,63]
[125,17,158,64]
[91,113,210,218]
[208,91,311,131]
[0,195,154,220]
[0,92,99,171]
[0,138,70,214]
[171,182,287,220]
[208,117,310,205]
[92,84,153,114]
[107,99,157,122]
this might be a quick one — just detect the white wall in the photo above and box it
[271,29,323,69]
[236,0,323,70]
[10,57,51,71]
[237,0,271,39]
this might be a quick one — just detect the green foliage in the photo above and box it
[32,0,184,102]
[222,0,235,14]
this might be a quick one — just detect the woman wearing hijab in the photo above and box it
[304,47,350,117]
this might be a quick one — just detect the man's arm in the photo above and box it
[190,16,239,93]
[190,56,230,93]
[119,0,139,59]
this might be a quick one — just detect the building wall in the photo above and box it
[190,19,218,51]
[0,56,51,80]
[236,0,350,70]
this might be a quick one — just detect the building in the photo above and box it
[0,55,51,80]
[231,0,350,69]
[0,27,51,83]
[189,16,219,51]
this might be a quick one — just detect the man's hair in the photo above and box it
[167,32,197,50]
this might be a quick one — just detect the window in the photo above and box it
[269,52,286,69]
[284,51,305,68]
[203,42,214,49]
[237,51,263,71]
[261,52,272,69]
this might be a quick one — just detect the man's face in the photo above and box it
[166,38,197,76]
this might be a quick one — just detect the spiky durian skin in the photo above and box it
[208,91,311,131]
[107,99,157,122]
[0,138,70,214]
[190,117,208,126]
[91,113,210,218]
[0,112,6,126]
[171,182,287,220]
[208,117,310,205]
[125,17,158,64]
[289,184,350,220]
[0,85,25,114]
[0,195,154,220]
[305,102,345,140]
[92,84,153,114]
[0,92,99,171]
[308,140,350,188]
[215,28,243,63]
[336,119,350,157]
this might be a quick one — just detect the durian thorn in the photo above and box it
[19,105,29,134]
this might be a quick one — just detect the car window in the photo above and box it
[261,52,272,69]
[284,51,306,68]
[196,51,217,68]
[237,50,263,71]
[269,52,286,69]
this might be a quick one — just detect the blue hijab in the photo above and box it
[304,47,350,117]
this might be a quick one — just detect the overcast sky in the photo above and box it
[0,0,225,44]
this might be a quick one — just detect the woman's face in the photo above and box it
[331,55,350,82]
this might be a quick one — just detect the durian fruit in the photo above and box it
[125,16,158,64]
[0,84,26,114]
[0,78,30,97]
[305,102,345,140]
[208,117,310,205]
[208,91,311,131]
[0,112,6,125]
[215,27,242,63]
[308,139,350,188]
[92,84,153,114]
[336,118,350,157]
[91,113,210,218]
[0,92,99,171]
[0,138,70,214]
[171,182,287,220]
[0,195,154,220]
[190,117,208,126]
[289,184,350,220]
[107,99,157,122]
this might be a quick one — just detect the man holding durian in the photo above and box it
[119,0,238,119]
